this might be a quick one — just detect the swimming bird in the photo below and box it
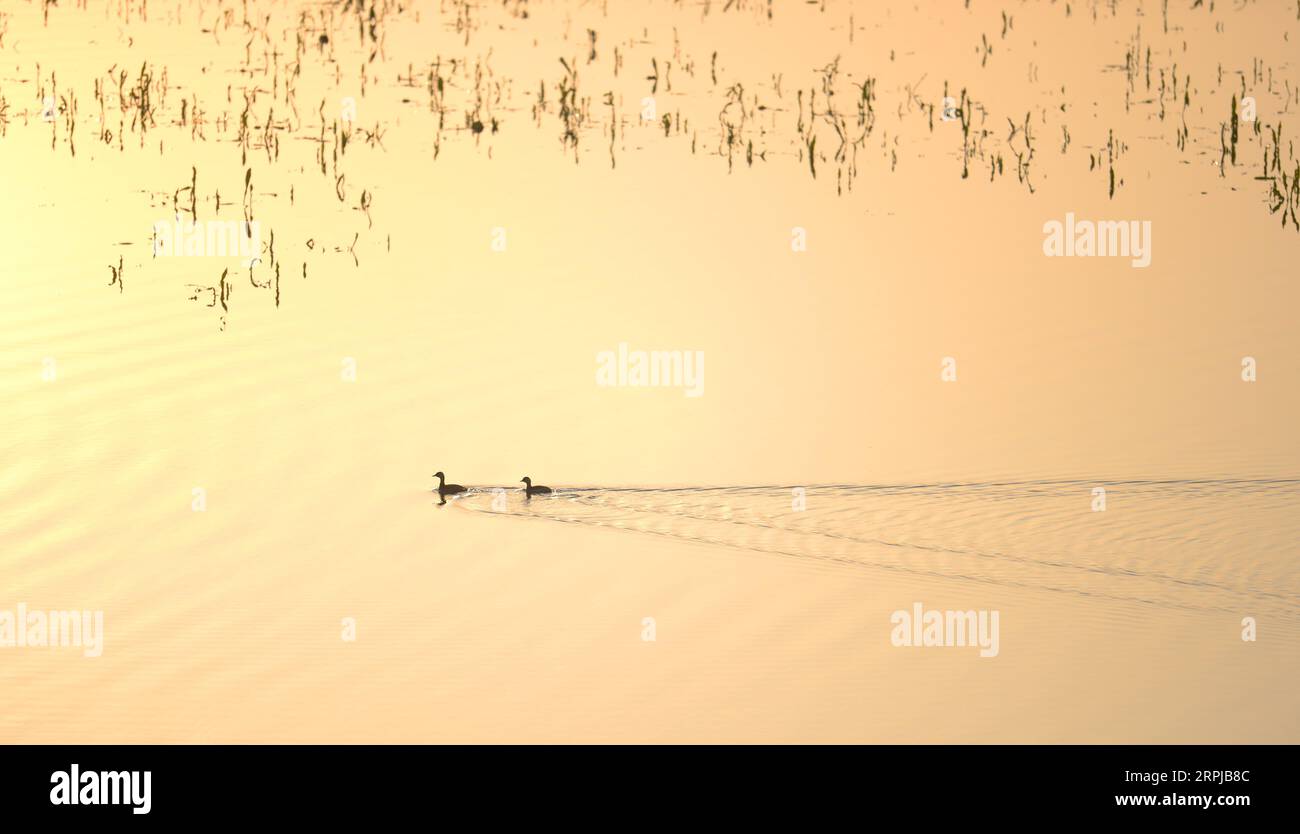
[433,471,467,505]
[520,476,552,498]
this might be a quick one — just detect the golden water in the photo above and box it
[1,0,1297,742]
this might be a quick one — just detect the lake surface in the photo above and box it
[1,0,1297,742]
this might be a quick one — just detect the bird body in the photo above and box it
[521,476,552,497]
[433,471,467,504]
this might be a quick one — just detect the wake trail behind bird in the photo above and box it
[451,480,1300,621]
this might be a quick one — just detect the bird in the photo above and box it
[520,476,552,498]
[433,471,467,505]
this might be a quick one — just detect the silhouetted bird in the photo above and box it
[521,476,552,498]
[433,471,467,505]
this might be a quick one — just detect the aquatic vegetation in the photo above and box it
[1,0,1297,331]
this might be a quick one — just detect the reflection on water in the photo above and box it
[1,0,1297,327]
